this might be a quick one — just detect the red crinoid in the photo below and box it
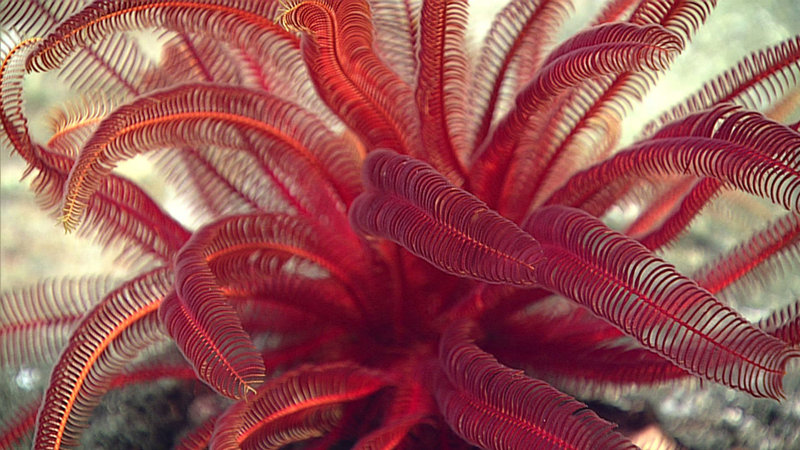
[1,0,799,448]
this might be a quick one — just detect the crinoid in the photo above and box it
[1,0,799,449]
